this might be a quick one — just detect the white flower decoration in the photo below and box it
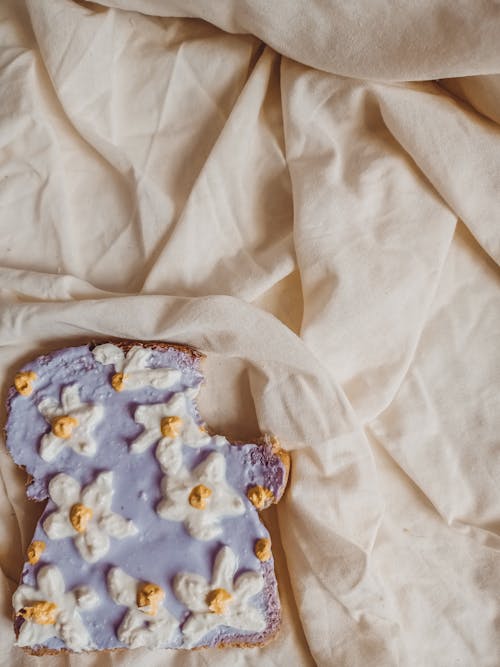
[174,546,266,648]
[92,343,181,391]
[37,384,104,461]
[43,472,138,563]
[13,565,99,652]
[107,568,178,648]
[131,391,211,474]
[157,452,245,541]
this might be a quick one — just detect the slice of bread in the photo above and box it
[6,341,289,653]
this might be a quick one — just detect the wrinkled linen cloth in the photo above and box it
[0,1,499,665]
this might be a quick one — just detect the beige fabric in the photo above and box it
[0,1,499,665]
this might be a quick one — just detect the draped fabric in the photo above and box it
[0,1,499,665]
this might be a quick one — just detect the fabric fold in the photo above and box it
[95,0,500,81]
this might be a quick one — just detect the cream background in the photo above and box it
[0,1,499,665]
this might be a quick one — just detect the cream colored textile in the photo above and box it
[0,1,499,665]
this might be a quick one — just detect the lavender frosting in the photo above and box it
[6,344,286,651]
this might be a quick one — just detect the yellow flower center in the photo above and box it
[111,372,127,391]
[52,415,78,439]
[247,485,274,510]
[254,537,272,562]
[206,588,232,615]
[188,484,212,510]
[69,503,93,533]
[27,541,46,565]
[136,582,165,616]
[14,371,37,396]
[19,601,58,625]
[160,415,183,438]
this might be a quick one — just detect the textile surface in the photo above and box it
[0,1,499,665]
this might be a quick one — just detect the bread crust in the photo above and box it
[91,338,205,360]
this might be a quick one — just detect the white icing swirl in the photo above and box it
[37,384,104,461]
[92,343,181,390]
[174,546,266,648]
[131,390,214,474]
[107,568,178,648]
[12,565,99,652]
[157,452,245,541]
[43,471,137,563]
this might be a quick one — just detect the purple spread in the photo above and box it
[6,344,287,651]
